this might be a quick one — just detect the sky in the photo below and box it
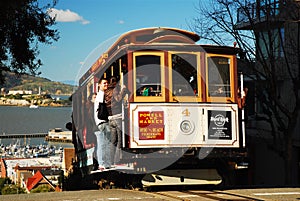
[38,0,204,84]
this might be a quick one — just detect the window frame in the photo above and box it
[133,52,166,102]
[206,54,235,103]
[168,51,202,102]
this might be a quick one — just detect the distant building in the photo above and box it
[0,156,64,192]
[1,88,8,95]
[8,90,32,95]
[62,148,75,176]
[46,128,72,143]
[26,170,61,192]
[235,0,300,185]
[1,157,61,183]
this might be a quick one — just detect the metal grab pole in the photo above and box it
[120,59,126,148]
[240,72,246,148]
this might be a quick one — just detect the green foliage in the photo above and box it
[0,0,59,84]
[0,178,12,194]
[30,184,55,193]
[53,99,72,106]
[15,93,23,100]
[1,184,26,195]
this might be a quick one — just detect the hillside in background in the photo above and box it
[1,71,76,95]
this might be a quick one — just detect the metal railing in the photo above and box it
[236,1,281,25]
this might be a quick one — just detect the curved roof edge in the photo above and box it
[125,27,201,42]
[107,27,200,54]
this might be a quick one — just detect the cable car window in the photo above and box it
[171,53,198,96]
[208,56,231,97]
[135,55,162,96]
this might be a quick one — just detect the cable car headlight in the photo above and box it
[180,120,194,135]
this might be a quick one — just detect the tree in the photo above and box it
[0,177,12,194]
[0,0,59,84]
[191,0,300,185]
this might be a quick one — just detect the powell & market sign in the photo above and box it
[138,111,164,140]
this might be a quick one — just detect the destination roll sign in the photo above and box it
[138,111,164,140]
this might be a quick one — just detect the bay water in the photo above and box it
[0,105,73,147]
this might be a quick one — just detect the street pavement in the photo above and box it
[0,189,178,201]
[0,188,300,201]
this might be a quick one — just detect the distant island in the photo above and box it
[0,71,75,107]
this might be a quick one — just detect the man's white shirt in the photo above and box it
[94,89,106,125]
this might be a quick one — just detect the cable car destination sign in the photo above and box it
[138,111,164,140]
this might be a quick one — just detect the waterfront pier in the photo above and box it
[0,133,48,139]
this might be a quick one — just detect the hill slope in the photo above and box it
[1,71,76,95]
